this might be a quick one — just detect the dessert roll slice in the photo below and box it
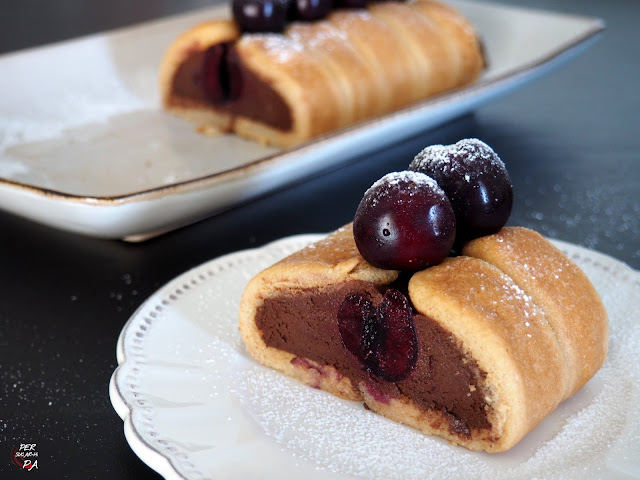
[160,1,485,147]
[161,22,346,146]
[238,225,608,452]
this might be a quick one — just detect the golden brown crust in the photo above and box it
[327,9,419,112]
[409,255,567,451]
[160,1,485,147]
[286,21,383,123]
[409,0,486,83]
[462,227,609,399]
[368,2,455,96]
[232,33,348,146]
[238,226,608,452]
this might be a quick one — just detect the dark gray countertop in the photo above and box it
[1,0,638,478]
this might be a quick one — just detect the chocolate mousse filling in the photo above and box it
[170,43,293,130]
[255,280,491,438]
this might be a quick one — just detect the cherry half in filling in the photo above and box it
[171,42,293,130]
[201,43,243,103]
[338,288,418,382]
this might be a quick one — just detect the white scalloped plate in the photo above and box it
[110,234,640,480]
[0,1,604,240]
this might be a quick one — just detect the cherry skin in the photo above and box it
[366,288,418,382]
[337,293,376,362]
[409,138,513,244]
[292,0,333,21]
[201,45,227,103]
[336,0,368,8]
[353,171,456,271]
[337,289,418,382]
[232,0,291,33]
[201,45,244,102]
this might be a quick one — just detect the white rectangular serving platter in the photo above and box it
[0,1,604,240]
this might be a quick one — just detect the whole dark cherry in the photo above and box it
[353,171,456,271]
[292,0,333,21]
[409,138,513,244]
[335,0,369,8]
[232,0,291,33]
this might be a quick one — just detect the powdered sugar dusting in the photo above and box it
[234,365,490,479]
[287,22,349,51]
[250,22,351,64]
[410,138,508,181]
[244,33,305,64]
[362,171,444,207]
[524,176,640,266]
